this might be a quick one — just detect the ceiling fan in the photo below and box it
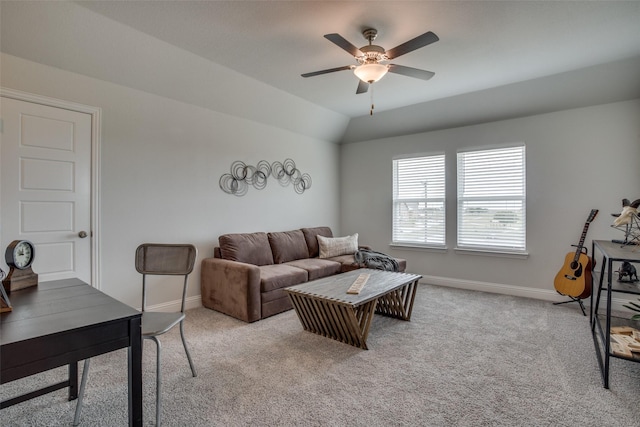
[301,28,439,95]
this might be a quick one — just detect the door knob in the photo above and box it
[78,231,88,238]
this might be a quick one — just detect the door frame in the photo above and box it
[1,87,102,289]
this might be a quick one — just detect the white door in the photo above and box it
[1,97,92,283]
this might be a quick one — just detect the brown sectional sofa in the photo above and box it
[200,226,406,322]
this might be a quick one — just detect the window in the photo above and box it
[392,154,445,247]
[457,146,526,252]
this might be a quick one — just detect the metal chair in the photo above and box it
[74,243,198,426]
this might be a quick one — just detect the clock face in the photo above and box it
[6,240,35,270]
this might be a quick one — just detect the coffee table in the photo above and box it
[284,269,422,349]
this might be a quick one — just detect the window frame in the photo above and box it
[455,144,527,255]
[391,152,446,249]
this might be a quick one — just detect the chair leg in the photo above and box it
[148,336,162,427]
[73,358,91,426]
[179,321,197,377]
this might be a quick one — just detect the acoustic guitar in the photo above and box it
[554,209,599,299]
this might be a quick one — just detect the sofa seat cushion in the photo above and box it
[261,287,288,303]
[268,229,310,263]
[285,258,342,281]
[259,264,308,292]
[301,226,333,258]
[326,254,360,272]
[219,232,274,266]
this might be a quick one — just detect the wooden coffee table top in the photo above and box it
[284,269,422,306]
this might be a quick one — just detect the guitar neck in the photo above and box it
[572,217,595,262]
[577,225,589,248]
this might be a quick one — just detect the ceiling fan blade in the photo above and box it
[301,65,353,78]
[388,64,435,81]
[356,80,369,94]
[324,33,363,57]
[386,31,439,59]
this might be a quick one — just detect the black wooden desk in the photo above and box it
[0,278,142,426]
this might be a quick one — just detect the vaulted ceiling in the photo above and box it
[76,1,640,118]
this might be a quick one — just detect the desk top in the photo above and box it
[1,278,140,346]
[593,240,640,263]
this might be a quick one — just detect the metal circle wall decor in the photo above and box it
[219,158,311,196]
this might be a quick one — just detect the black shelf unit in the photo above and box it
[590,240,640,388]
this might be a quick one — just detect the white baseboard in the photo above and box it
[148,277,635,317]
[419,274,635,315]
[144,295,203,313]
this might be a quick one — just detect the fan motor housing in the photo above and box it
[359,45,387,63]
[358,28,388,63]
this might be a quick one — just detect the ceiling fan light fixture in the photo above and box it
[353,63,388,83]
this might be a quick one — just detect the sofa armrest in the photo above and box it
[200,257,261,322]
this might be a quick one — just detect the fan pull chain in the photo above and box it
[370,84,375,116]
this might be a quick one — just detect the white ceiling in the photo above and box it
[75,1,640,118]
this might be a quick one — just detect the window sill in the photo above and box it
[389,243,448,253]
[454,247,529,259]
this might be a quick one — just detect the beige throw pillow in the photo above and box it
[318,233,358,259]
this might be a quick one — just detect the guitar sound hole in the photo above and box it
[571,262,583,277]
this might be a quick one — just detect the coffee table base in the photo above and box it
[287,278,419,349]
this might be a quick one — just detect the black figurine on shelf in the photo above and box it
[618,261,639,283]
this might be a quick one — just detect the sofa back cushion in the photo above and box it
[219,232,274,266]
[268,230,310,264]
[301,226,333,258]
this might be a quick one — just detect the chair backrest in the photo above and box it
[135,243,197,312]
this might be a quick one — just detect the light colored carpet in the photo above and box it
[2,284,639,426]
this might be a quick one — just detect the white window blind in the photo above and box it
[457,146,526,251]
[393,154,445,246]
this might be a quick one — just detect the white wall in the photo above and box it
[340,99,640,301]
[1,53,341,308]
